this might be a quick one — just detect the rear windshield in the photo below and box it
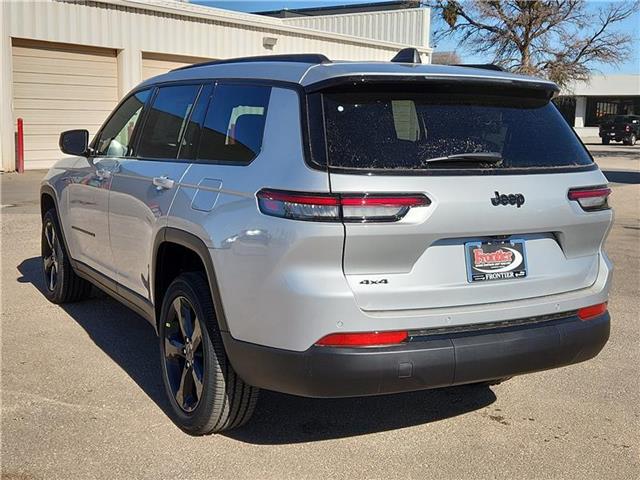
[321,88,592,171]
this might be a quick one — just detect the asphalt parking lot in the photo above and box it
[1,144,638,479]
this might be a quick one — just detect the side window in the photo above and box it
[95,89,150,157]
[197,84,271,163]
[137,84,202,159]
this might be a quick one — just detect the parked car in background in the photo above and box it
[599,114,639,145]
[41,52,613,435]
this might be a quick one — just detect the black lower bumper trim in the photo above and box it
[222,313,610,398]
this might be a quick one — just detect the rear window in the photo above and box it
[320,87,592,171]
[613,116,634,124]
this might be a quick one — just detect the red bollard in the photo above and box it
[16,118,24,173]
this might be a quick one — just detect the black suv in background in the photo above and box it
[599,115,639,145]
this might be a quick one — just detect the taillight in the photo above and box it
[255,190,340,222]
[315,330,408,347]
[568,186,611,211]
[256,189,430,222]
[625,125,630,132]
[577,302,607,321]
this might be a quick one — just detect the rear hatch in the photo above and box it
[310,79,612,312]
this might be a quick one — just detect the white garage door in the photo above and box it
[142,52,212,81]
[12,39,118,170]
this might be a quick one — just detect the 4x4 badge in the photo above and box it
[359,279,388,285]
[491,191,525,208]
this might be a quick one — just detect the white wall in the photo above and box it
[574,96,587,128]
[0,1,13,173]
[564,75,640,97]
[1,0,430,171]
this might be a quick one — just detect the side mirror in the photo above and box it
[59,129,89,156]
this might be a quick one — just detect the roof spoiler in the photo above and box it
[305,75,559,98]
[389,50,504,73]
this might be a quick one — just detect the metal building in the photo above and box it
[0,0,432,171]
[280,8,430,53]
[556,75,640,141]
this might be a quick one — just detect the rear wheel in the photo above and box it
[627,134,637,146]
[159,272,259,435]
[601,137,610,145]
[41,209,92,303]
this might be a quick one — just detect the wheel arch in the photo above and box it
[40,184,74,260]
[152,228,229,334]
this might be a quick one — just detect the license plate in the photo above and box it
[465,239,527,282]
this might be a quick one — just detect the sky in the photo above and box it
[195,0,639,74]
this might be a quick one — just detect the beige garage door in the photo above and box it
[12,39,118,170]
[142,52,211,81]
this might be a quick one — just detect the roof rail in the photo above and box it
[173,54,331,71]
[390,47,422,64]
[453,64,504,72]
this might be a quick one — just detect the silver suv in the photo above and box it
[41,52,613,435]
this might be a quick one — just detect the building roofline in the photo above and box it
[100,0,431,52]
[255,0,420,17]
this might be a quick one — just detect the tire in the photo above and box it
[41,209,92,303]
[602,137,610,145]
[159,271,259,435]
[629,134,637,146]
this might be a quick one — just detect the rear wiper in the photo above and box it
[425,152,503,164]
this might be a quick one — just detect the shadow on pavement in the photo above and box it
[589,148,639,159]
[602,170,640,185]
[17,256,172,417]
[228,385,495,444]
[17,256,496,444]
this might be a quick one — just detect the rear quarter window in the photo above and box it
[319,85,593,172]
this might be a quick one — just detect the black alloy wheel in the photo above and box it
[163,295,205,413]
[159,272,259,434]
[42,219,59,292]
[40,209,92,303]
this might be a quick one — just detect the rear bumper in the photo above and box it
[223,312,610,398]
[600,131,626,140]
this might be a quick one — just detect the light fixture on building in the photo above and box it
[263,36,278,50]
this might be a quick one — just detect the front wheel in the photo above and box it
[41,209,92,303]
[159,272,259,435]
[627,134,637,146]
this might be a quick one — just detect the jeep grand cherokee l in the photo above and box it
[41,52,612,435]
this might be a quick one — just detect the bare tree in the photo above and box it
[430,0,638,86]
[432,50,463,64]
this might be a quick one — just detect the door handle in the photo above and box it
[95,168,112,180]
[153,176,175,190]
